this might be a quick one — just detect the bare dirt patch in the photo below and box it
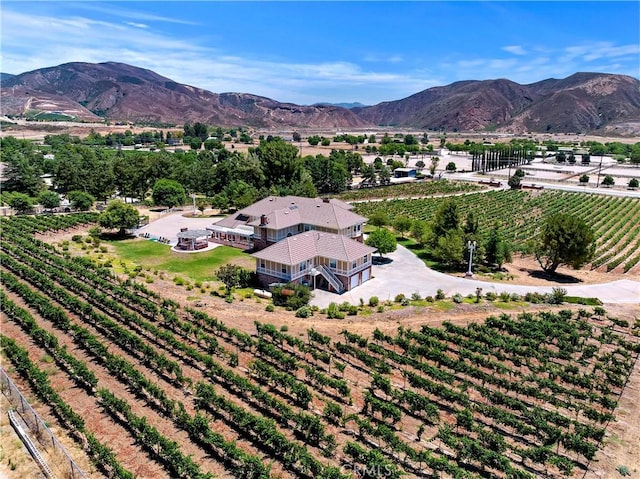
[467,254,632,287]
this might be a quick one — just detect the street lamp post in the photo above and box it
[466,240,477,277]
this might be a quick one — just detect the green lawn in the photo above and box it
[108,238,254,282]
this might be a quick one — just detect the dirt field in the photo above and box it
[2,119,639,148]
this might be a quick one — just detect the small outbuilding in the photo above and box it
[176,228,210,251]
[393,167,417,178]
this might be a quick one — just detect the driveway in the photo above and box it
[310,244,640,307]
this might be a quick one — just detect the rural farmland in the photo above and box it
[1,212,640,479]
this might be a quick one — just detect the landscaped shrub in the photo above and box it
[524,292,545,303]
[339,302,352,312]
[271,283,311,310]
[368,296,379,307]
[499,291,511,302]
[411,292,422,301]
[72,234,83,242]
[549,287,568,304]
[394,293,406,303]
[265,304,275,312]
[425,296,434,303]
[327,302,345,319]
[295,306,313,318]
[436,289,445,300]
[452,293,463,304]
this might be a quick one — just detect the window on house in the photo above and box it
[260,262,265,269]
[352,261,357,269]
[281,266,287,274]
[329,259,337,269]
[299,261,307,271]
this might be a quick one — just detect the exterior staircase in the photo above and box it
[315,265,345,293]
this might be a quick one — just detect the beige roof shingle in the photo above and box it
[252,232,375,265]
[215,195,365,231]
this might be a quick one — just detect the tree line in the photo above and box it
[0,134,369,212]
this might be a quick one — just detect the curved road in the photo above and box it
[310,244,640,308]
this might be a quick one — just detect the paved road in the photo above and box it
[310,244,640,307]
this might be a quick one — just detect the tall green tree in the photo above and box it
[304,154,351,193]
[534,213,595,274]
[430,200,460,242]
[7,192,34,213]
[484,221,512,268]
[98,201,140,236]
[254,137,304,190]
[152,179,187,209]
[37,190,60,210]
[429,200,464,266]
[365,228,397,257]
[393,216,413,239]
[68,191,95,211]
[215,264,251,296]
[368,210,390,228]
[410,220,430,247]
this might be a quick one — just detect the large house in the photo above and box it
[208,195,374,293]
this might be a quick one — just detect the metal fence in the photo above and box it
[1,367,87,479]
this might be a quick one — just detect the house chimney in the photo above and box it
[260,214,268,226]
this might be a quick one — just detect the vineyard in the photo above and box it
[352,189,640,274]
[336,180,485,201]
[1,213,639,479]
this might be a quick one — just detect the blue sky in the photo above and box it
[1,1,638,105]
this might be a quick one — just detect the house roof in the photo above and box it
[176,229,209,239]
[215,195,365,231]
[252,232,376,265]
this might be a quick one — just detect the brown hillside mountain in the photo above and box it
[353,79,537,132]
[0,62,369,128]
[1,62,638,134]
[353,73,640,134]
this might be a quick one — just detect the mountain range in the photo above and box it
[2,61,639,134]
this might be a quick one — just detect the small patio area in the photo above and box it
[175,228,211,251]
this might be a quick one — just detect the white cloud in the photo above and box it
[75,3,201,26]
[126,22,149,29]
[502,45,527,56]
[0,6,434,103]
[1,5,637,104]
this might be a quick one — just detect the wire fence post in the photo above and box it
[1,368,87,479]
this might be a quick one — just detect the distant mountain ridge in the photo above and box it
[1,61,639,134]
[313,102,368,109]
[353,74,640,134]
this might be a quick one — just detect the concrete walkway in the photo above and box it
[310,244,640,307]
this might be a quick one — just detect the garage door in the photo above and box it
[350,274,359,290]
[362,268,370,283]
